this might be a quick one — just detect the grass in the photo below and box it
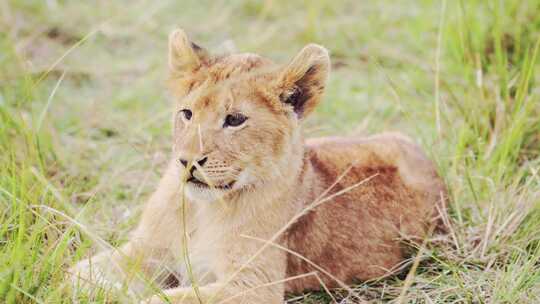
[1,0,539,303]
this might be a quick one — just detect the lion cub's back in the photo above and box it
[306,132,444,198]
[285,133,446,293]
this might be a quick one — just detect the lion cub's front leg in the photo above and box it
[69,241,155,292]
[69,161,184,294]
[144,241,287,304]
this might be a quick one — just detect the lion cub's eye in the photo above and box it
[224,113,248,128]
[180,109,192,121]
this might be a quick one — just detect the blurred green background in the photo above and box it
[1,0,539,303]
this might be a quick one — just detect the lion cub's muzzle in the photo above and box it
[178,156,236,190]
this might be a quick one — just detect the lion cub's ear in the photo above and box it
[168,29,210,76]
[277,44,330,118]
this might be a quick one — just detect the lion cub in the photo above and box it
[69,29,447,303]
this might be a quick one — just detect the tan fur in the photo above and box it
[69,29,447,303]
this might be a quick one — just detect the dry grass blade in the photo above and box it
[34,29,98,86]
[395,223,437,304]
[37,71,65,132]
[178,168,204,304]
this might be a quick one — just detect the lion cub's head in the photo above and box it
[167,29,329,202]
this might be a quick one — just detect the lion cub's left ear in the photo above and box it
[277,44,330,118]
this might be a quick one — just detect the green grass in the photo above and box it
[1,0,540,303]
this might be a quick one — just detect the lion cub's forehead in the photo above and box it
[211,53,275,79]
[182,53,282,113]
[188,53,275,87]
[188,81,275,115]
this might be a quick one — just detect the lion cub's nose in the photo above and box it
[178,156,208,168]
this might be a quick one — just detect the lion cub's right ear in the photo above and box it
[277,44,330,119]
[168,29,210,76]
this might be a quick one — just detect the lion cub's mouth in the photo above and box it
[187,176,235,190]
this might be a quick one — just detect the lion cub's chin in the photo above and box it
[184,182,230,202]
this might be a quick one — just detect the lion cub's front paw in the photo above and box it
[141,295,163,304]
[141,295,185,304]
[141,294,205,304]
[68,259,120,291]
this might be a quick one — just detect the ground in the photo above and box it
[1,0,540,303]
